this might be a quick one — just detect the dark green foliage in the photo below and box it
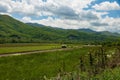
[79,57,85,72]
[89,52,94,67]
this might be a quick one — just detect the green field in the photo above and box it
[0,43,62,54]
[0,47,89,80]
[0,44,120,80]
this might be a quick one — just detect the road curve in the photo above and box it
[0,48,74,57]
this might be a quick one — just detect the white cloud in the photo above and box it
[22,16,32,22]
[0,0,95,16]
[92,1,120,11]
[12,13,120,33]
[101,16,120,32]
[21,16,91,29]
[90,16,120,32]
[11,1,35,15]
[0,0,120,33]
[0,0,12,13]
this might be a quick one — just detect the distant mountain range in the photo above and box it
[0,14,119,43]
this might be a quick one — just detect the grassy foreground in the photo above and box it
[0,45,120,80]
[0,47,89,80]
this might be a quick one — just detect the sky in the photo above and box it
[0,0,120,32]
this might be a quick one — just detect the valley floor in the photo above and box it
[0,43,120,80]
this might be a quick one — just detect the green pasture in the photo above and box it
[0,43,61,54]
[0,45,119,80]
[0,47,89,80]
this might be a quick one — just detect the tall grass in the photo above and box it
[0,46,120,80]
[0,47,89,80]
[46,46,120,80]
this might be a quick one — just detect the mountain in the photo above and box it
[78,28,96,33]
[27,23,95,32]
[0,14,119,43]
[26,23,120,43]
[99,31,120,37]
[0,15,65,43]
[26,23,45,27]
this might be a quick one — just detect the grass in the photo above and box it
[0,47,89,80]
[92,67,120,80]
[48,67,120,80]
[0,45,119,80]
[0,43,61,54]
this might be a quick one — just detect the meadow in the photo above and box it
[0,47,89,80]
[0,44,120,80]
[0,43,61,54]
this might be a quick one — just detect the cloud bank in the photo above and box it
[0,0,120,32]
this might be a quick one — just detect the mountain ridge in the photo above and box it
[0,14,119,43]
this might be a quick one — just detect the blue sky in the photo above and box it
[0,0,120,32]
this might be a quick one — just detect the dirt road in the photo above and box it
[0,48,74,57]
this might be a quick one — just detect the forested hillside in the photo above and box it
[0,15,119,43]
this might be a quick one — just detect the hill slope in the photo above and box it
[0,15,119,43]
